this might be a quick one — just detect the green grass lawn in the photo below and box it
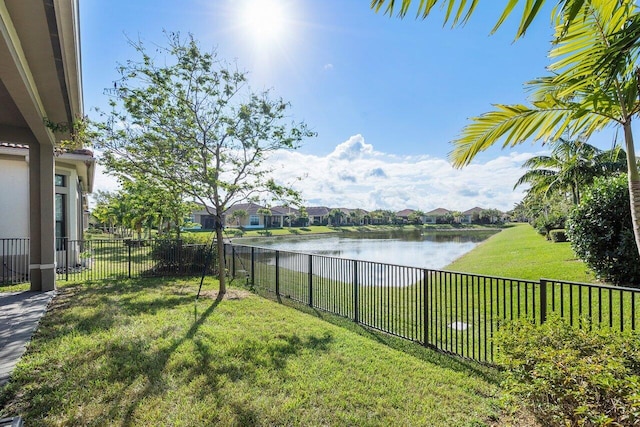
[445,223,597,283]
[0,277,525,426]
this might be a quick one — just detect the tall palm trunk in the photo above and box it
[623,121,640,256]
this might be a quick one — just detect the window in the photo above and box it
[250,215,260,226]
[55,174,68,249]
[55,174,66,187]
[55,193,66,249]
[203,216,217,230]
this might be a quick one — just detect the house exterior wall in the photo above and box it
[0,150,91,277]
[1,0,84,291]
[0,155,29,238]
[224,214,264,229]
[191,209,267,230]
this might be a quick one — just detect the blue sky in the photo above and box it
[79,0,620,212]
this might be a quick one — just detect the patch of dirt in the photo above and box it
[199,289,252,300]
[492,406,541,427]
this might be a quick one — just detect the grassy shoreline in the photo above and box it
[216,223,504,239]
[444,223,597,283]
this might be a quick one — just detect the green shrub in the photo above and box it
[567,174,640,286]
[494,316,640,426]
[224,228,245,237]
[85,227,103,235]
[548,229,567,243]
[533,210,567,239]
[180,232,215,245]
[149,239,216,275]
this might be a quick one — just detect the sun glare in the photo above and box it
[240,0,289,47]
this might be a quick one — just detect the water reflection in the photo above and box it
[238,229,497,271]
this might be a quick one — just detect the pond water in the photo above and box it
[235,229,498,270]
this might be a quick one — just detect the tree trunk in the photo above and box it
[215,223,226,298]
[623,121,640,256]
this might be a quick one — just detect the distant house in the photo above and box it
[190,204,220,230]
[460,207,485,224]
[349,208,370,225]
[271,206,303,227]
[306,206,331,225]
[228,203,273,229]
[395,209,414,224]
[191,203,269,229]
[424,208,451,224]
[191,203,308,230]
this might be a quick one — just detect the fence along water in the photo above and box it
[226,244,640,364]
[2,238,639,363]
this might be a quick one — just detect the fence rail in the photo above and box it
[0,238,217,285]
[225,244,640,364]
[1,238,29,285]
[4,237,640,364]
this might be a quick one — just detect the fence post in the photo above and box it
[423,269,428,346]
[65,238,69,281]
[177,239,183,275]
[128,242,132,279]
[231,245,236,277]
[308,255,313,307]
[251,247,255,287]
[353,260,359,323]
[275,250,280,297]
[539,279,548,324]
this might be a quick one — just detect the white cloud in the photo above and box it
[90,135,539,213]
[328,134,374,160]
[323,63,333,71]
[269,135,538,212]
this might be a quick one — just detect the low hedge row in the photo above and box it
[495,317,640,426]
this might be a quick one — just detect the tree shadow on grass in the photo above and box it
[260,290,502,386]
[3,278,336,425]
[38,279,198,338]
[106,298,334,426]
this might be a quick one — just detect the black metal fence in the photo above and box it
[4,236,640,364]
[225,244,640,364]
[0,238,217,284]
[1,238,29,285]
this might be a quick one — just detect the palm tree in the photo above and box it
[449,3,640,252]
[328,209,345,226]
[372,1,640,254]
[514,138,626,205]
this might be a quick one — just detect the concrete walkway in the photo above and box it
[0,291,55,388]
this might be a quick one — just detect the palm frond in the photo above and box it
[369,0,589,38]
[448,103,588,167]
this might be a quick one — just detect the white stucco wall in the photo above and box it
[0,156,29,238]
[0,153,85,243]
